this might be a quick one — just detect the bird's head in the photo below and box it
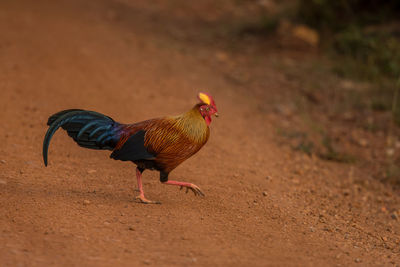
[197,92,218,126]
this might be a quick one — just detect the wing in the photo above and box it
[110,117,174,158]
[109,130,156,161]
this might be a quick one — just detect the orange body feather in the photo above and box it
[116,103,210,173]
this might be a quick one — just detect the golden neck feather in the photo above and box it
[170,104,209,142]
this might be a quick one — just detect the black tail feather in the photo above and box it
[47,109,83,125]
[43,110,121,166]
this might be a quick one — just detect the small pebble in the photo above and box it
[19,170,24,174]
[0,179,6,185]
[83,200,91,205]
[386,148,394,157]
[0,160,6,164]
[357,138,368,147]
[355,258,361,263]
[262,191,268,197]
[87,169,97,174]
[215,51,228,62]
[128,226,134,231]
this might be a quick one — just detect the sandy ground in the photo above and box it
[1,0,399,266]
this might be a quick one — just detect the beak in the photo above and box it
[214,112,219,117]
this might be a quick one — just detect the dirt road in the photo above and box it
[1,0,399,266]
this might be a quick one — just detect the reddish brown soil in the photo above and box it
[1,0,399,266]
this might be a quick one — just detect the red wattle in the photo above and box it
[205,115,211,126]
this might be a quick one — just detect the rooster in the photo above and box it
[43,92,218,204]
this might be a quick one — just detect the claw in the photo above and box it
[135,195,161,204]
[185,184,205,197]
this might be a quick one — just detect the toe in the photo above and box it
[136,195,161,204]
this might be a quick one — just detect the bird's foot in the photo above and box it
[179,183,205,197]
[135,195,161,204]
[163,180,205,197]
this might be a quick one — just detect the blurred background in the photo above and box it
[226,0,400,186]
[1,0,400,265]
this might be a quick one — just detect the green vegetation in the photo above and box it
[297,0,400,34]
[297,0,400,125]
[249,1,400,184]
[332,28,400,81]
[319,136,356,163]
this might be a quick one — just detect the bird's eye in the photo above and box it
[206,107,210,111]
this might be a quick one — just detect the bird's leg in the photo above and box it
[135,167,160,204]
[163,180,205,197]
